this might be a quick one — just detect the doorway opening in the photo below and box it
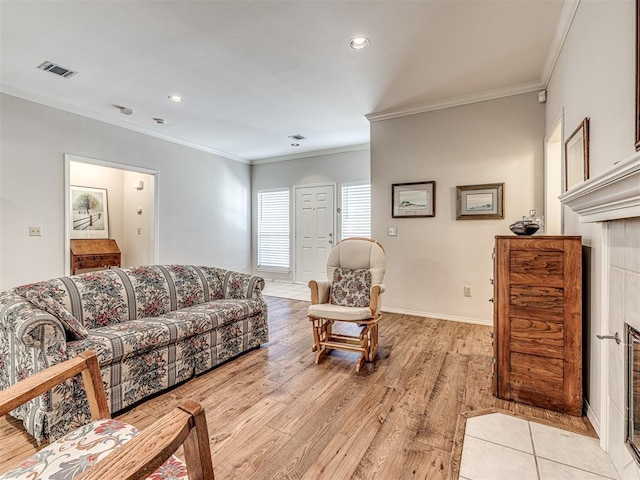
[544,115,563,235]
[64,154,158,275]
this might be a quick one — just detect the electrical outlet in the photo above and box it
[29,226,42,236]
[464,285,472,297]
[388,227,397,236]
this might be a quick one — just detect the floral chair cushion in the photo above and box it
[0,418,187,480]
[329,267,372,308]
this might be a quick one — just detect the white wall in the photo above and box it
[251,149,370,281]
[122,170,155,267]
[370,92,545,324]
[545,0,636,476]
[0,94,252,289]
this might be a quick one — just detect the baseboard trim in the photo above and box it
[381,306,491,326]
[585,400,600,437]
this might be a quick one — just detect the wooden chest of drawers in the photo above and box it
[492,236,582,416]
[70,239,121,275]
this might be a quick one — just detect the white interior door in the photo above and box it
[295,184,335,284]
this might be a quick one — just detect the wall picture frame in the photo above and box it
[564,117,590,191]
[70,185,110,239]
[392,181,435,218]
[456,183,504,220]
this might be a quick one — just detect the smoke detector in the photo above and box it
[37,61,77,78]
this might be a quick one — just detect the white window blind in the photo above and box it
[257,189,290,270]
[341,183,371,240]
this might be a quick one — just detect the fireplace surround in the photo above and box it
[560,151,640,477]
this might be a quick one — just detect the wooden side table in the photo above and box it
[70,239,121,275]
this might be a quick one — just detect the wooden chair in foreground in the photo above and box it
[307,237,386,372]
[0,351,214,480]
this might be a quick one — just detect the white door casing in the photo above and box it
[294,184,335,284]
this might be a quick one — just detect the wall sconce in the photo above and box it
[133,180,144,190]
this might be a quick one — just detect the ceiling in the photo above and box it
[0,1,569,163]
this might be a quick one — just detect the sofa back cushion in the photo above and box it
[12,265,228,331]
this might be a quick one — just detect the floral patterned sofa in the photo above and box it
[0,265,268,444]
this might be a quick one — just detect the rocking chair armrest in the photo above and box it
[76,400,214,480]
[369,284,385,317]
[0,350,109,421]
[308,280,331,304]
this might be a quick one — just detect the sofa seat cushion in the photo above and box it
[177,298,266,327]
[0,418,187,480]
[66,299,265,366]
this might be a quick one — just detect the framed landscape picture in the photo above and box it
[70,185,110,239]
[392,181,436,218]
[456,183,504,220]
[564,118,590,191]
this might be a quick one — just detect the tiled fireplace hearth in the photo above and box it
[560,151,640,479]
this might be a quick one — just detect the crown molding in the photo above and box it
[250,143,370,165]
[559,151,640,223]
[0,84,249,164]
[365,80,544,122]
[540,0,580,86]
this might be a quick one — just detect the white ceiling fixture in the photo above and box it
[167,95,183,103]
[116,105,133,116]
[349,37,369,50]
[1,1,571,162]
[36,61,77,79]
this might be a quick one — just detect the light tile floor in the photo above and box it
[459,413,620,480]
[262,280,310,301]
[262,283,621,480]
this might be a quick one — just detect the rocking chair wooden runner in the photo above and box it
[307,238,386,372]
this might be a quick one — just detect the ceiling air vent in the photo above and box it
[288,134,306,141]
[37,61,77,78]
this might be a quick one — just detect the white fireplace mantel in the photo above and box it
[559,151,640,223]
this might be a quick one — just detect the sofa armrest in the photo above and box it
[222,271,265,300]
[308,280,331,305]
[0,291,67,353]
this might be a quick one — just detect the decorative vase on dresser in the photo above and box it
[492,235,583,416]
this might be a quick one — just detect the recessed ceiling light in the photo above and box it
[153,117,166,125]
[349,37,369,50]
[167,95,183,103]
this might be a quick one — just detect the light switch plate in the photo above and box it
[388,227,397,236]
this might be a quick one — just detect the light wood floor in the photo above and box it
[0,296,596,479]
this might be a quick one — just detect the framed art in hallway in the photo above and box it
[564,117,590,191]
[456,183,504,220]
[391,181,435,218]
[70,185,110,239]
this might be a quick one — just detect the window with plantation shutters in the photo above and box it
[341,183,371,240]
[257,189,290,270]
